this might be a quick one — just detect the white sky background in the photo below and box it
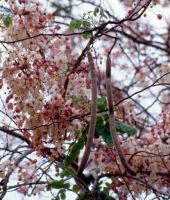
[1,0,170,200]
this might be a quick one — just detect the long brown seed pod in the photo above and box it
[106,55,136,176]
[78,52,97,174]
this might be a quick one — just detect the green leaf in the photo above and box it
[69,19,82,31]
[47,180,70,190]
[83,32,91,39]
[82,20,91,29]
[115,120,137,135]
[53,197,60,200]
[98,191,115,200]
[69,20,76,31]
[55,170,70,178]
[96,115,104,124]
[96,115,137,147]
[3,15,12,28]
[72,184,79,192]
[102,112,109,121]
[74,19,82,29]
[96,123,113,147]
[70,95,82,104]
[64,136,85,167]
[60,190,66,200]
[97,97,107,111]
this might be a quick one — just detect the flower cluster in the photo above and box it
[1,0,90,157]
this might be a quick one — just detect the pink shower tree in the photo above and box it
[0,0,170,199]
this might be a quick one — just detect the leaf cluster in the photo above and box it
[96,97,137,147]
[69,19,92,39]
[47,179,70,200]
[64,135,86,167]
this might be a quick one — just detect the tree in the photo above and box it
[0,0,170,199]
